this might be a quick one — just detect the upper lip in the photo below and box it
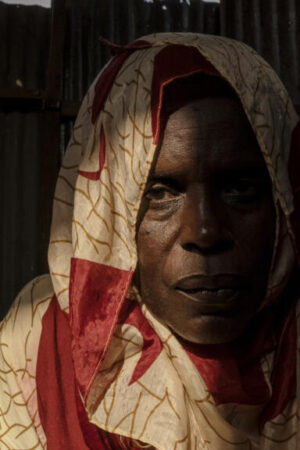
[174,273,248,291]
[173,274,248,313]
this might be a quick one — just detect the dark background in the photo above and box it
[1,0,300,318]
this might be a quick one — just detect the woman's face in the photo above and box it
[136,97,276,344]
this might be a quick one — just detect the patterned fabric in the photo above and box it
[1,33,300,449]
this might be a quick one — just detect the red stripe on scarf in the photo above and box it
[78,39,151,181]
[151,44,220,145]
[37,297,101,449]
[37,296,147,449]
[69,258,133,398]
[92,39,151,124]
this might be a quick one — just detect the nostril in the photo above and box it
[182,240,233,254]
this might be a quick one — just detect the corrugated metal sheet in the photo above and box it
[1,0,220,317]
[220,0,300,104]
[0,110,60,318]
[0,2,50,91]
[63,0,220,102]
[0,2,54,318]
[0,112,40,318]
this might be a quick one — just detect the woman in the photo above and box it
[0,33,300,449]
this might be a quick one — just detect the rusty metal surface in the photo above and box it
[220,0,300,104]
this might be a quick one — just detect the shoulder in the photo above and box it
[0,275,54,448]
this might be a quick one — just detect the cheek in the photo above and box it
[232,203,275,272]
[136,214,178,280]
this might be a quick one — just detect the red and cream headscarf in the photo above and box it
[1,33,300,449]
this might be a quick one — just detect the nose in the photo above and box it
[179,187,233,254]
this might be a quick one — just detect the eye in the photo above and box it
[222,178,262,203]
[145,184,178,202]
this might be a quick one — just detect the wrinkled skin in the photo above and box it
[136,97,276,344]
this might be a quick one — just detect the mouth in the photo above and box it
[174,274,248,314]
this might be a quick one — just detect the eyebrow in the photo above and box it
[149,170,186,185]
[218,166,269,177]
[146,172,184,190]
[152,170,183,179]
[152,164,268,178]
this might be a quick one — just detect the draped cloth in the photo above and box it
[1,33,300,449]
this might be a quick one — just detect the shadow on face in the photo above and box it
[135,95,276,344]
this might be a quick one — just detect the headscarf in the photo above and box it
[1,33,300,450]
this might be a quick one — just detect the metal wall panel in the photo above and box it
[1,0,220,318]
[220,0,300,105]
[0,112,40,318]
[0,2,54,318]
[63,0,220,102]
[0,110,61,318]
[0,2,50,91]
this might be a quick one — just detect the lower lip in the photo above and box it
[175,288,244,314]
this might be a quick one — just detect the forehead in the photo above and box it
[156,97,265,172]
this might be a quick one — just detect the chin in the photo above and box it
[171,315,248,345]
